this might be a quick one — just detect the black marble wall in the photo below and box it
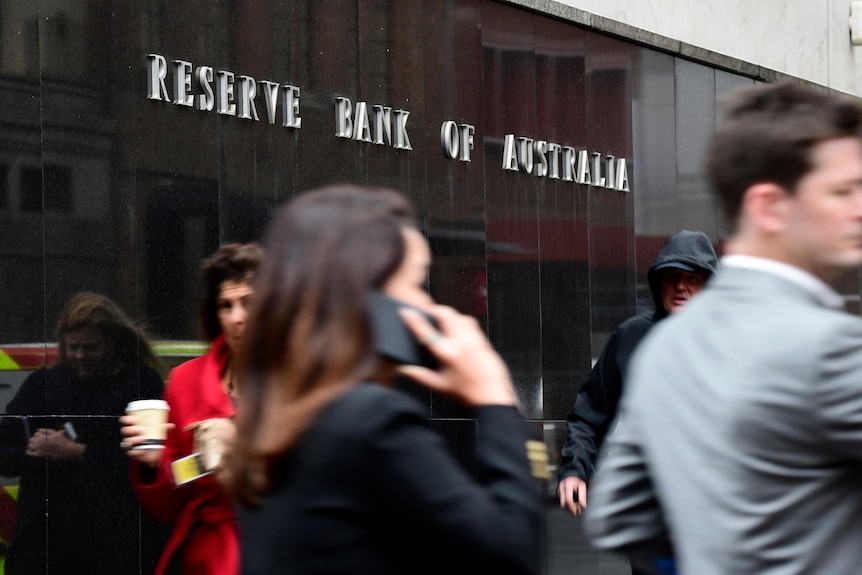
[0,1,763,573]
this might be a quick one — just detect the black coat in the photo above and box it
[0,363,168,575]
[559,310,657,482]
[559,230,719,483]
[237,382,543,575]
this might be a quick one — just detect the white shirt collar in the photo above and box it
[720,255,845,309]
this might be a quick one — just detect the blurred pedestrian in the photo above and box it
[223,184,544,575]
[558,230,717,516]
[558,230,717,574]
[585,82,862,575]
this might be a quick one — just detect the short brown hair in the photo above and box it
[708,82,862,227]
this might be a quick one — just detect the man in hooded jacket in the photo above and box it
[557,230,718,573]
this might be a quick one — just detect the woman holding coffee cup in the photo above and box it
[222,186,543,575]
[120,242,262,575]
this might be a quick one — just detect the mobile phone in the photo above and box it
[366,291,439,369]
[62,421,79,442]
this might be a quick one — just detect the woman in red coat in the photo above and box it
[120,243,262,575]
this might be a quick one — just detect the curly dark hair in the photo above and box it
[199,242,264,342]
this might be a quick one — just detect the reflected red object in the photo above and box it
[0,487,17,543]
[471,270,488,318]
[0,344,56,370]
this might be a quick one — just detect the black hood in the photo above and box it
[647,230,719,316]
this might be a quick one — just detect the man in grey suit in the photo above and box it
[583,81,862,575]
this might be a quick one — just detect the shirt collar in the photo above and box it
[720,255,845,309]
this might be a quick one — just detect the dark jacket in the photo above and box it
[558,230,718,483]
[237,382,543,575]
[0,363,167,575]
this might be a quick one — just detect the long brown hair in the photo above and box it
[225,184,417,504]
[55,291,163,374]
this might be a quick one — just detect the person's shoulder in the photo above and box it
[15,366,56,392]
[126,363,165,391]
[5,366,67,410]
[322,383,425,430]
[122,362,162,378]
[615,311,656,339]
[22,364,69,385]
[811,308,862,348]
[161,355,212,404]
[166,352,209,382]
[618,310,654,328]
[347,383,422,414]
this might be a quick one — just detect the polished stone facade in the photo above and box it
[1,1,839,574]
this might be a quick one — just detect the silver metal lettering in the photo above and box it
[577,150,591,185]
[281,85,301,128]
[335,97,353,138]
[195,66,214,111]
[393,110,412,150]
[237,75,259,120]
[259,80,279,124]
[147,54,169,101]
[562,146,576,182]
[146,53,303,130]
[216,71,236,116]
[605,155,615,189]
[502,135,518,171]
[372,106,392,145]
[516,138,534,174]
[616,159,630,192]
[591,153,606,187]
[353,101,372,142]
[172,60,193,107]
[547,143,561,179]
[534,140,548,177]
[458,124,474,162]
[441,121,459,159]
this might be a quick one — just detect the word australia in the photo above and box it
[502,134,629,192]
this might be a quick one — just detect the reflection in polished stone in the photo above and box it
[0,293,169,574]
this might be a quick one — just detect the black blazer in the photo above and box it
[237,382,542,575]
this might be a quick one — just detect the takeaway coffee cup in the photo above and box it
[125,399,170,450]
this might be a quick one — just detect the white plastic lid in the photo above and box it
[126,399,170,411]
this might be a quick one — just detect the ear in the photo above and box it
[742,183,790,234]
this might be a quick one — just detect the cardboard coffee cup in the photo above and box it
[125,399,170,450]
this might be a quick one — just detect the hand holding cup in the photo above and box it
[119,399,174,467]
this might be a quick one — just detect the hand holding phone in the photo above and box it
[394,302,518,408]
[366,291,439,369]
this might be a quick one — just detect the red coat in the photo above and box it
[131,335,238,575]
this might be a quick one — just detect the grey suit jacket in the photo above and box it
[584,265,862,575]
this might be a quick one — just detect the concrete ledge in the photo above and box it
[497,0,833,91]
[501,0,593,26]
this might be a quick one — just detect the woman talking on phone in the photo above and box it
[223,184,543,575]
